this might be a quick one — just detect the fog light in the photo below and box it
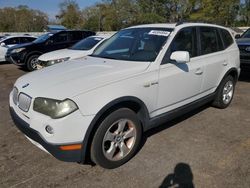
[45,125,54,134]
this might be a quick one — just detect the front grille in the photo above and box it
[12,88,32,112]
[18,93,32,112]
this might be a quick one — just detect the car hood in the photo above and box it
[38,49,89,61]
[236,38,250,45]
[15,56,150,99]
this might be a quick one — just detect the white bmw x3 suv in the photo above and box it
[9,23,240,169]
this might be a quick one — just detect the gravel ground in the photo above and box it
[0,63,249,188]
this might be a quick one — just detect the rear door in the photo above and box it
[198,27,229,93]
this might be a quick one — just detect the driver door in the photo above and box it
[153,27,204,117]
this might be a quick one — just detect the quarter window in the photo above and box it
[220,29,233,49]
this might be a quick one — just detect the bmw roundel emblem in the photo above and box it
[22,83,30,88]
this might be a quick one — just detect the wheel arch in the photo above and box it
[222,67,239,82]
[25,51,43,64]
[80,96,150,164]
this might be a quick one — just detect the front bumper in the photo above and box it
[240,58,250,65]
[10,107,82,162]
[5,52,25,66]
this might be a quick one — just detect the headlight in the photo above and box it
[46,57,70,66]
[10,48,25,53]
[33,98,78,119]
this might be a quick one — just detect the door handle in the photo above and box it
[143,81,159,88]
[195,68,203,75]
[223,61,228,66]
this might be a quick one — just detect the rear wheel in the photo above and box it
[26,54,39,71]
[212,75,235,109]
[91,108,142,169]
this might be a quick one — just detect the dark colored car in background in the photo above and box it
[6,30,96,71]
[236,28,250,67]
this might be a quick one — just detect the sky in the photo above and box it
[0,0,101,20]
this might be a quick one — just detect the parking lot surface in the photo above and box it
[0,63,249,188]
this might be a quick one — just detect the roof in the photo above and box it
[128,23,176,29]
[128,22,229,30]
[47,25,67,30]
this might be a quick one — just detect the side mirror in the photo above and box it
[170,51,190,63]
[235,34,241,39]
[0,42,6,47]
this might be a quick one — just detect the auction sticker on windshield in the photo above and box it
[148,30,170,37]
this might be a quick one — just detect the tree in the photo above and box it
[57,0,84,29]
[189,0,240,26]
[240,0,250,25]
[0,6,48,32]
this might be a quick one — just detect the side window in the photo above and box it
[216,29,224,51]
[69,31,83,41]
[220,29,233,49]
[27,37,36,42]
[19,37,28,43]
[53,32,68,43]
[200,27,220,55]
[20,37,35,43]
[4,37,19,45]
[83,31,94,38]
[170,27,198,58]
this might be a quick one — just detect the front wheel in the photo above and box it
[26,55,40,71]
[212,75,236,109]
[90,108,142,169]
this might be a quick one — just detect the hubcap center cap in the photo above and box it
[115,135,122,142]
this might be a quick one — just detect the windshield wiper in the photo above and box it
[89,54,118,60]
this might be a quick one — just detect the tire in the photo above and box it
[212,75,235,109]
[90,108,142,169]
[26,54,39,71]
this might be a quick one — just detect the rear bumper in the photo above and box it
[9,107,83,162]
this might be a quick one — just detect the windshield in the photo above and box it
[242,29,250,38]
[0,36,7,42]
[92,27,172,62]
[33,33,53,43]
[69,37,104,50]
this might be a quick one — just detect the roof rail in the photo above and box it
[175,20,217,26]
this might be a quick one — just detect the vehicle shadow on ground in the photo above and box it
[18,66,29,72]
[0,61,11,65]
[239,66,250,82]
[142,104,209,140]
[135,104,209,163]
[159,163,195,188]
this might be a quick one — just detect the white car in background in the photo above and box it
[0,35,36,62]
[37,35,111,68]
